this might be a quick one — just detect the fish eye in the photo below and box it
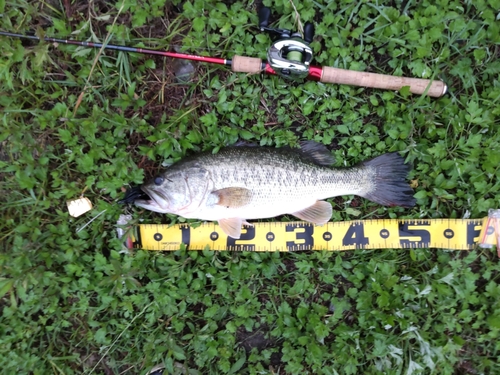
[154,176,164,186]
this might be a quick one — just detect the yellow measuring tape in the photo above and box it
[125,216,499,253]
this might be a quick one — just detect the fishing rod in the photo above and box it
[0,6,447,97]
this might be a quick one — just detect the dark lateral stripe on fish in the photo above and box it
[360,153,416,207]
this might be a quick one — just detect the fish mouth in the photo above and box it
[119,185,150,204]
[133,186,171,213]
[120,185,170,213]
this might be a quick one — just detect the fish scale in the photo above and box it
[127,142,416,238]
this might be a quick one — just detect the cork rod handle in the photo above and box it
[320,66,447,97]
[231,55,263,73]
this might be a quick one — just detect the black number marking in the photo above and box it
[286,223,314,251]
[226,226,256,251]
[210,232,219,241]
[399,221,431,247]
[466,221,482,246]
[323,232,332,241]
[443,229,454,239]
[179,225,190,246]
[153,233,163,242]
[380,229,390,239]
[266,232,275,242]
[342,223,369,248]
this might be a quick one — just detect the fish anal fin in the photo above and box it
[291,200,332,225]
[218,218,245,239]
[213,187,252,208]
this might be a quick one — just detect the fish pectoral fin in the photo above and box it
[291,201,332,225]
[218,218,245,239]
[212,187,252,208]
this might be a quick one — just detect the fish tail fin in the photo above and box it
[360,153,416,207]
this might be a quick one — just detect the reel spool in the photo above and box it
[258,7,314,81]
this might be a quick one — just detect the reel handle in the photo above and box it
[303,22,314,43]
[320,66,447,97]
[258,7,272,29]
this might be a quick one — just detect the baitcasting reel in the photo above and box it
[258,7,314,81]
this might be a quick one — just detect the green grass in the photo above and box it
[1,0,499,374]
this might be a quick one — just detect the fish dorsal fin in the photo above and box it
[212,187,252,208]
[297,141,335,166]
[218,217,246,239]
[291,200,332,225]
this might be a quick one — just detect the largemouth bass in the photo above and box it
[123,142,416,238]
